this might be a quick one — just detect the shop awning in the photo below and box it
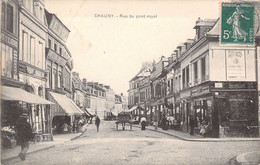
[111,109,118,116]
[85,108,96,116]
[128,106,137,112]
[49,92,84,115]
[1,86,54,104]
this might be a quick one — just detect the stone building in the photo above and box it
[44,9,83,134]
[128,14,260,137]
[18,0,49,134]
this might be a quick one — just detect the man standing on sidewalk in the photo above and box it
[95,116,100,132]
[16,113,34,161]
[189,115,195,135]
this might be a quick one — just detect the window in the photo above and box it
[38,87,43,97]
[6,4,13,33]
[170,78,173,93]
[52,64,57,89]
[178,75,181,91]
[48,39,51,49]
[186,66,189,87]
[22,32,28,62]
[30,37,35,65]
[193,61,198,83]
[140,92,145,103]
[167,81,170,94]
[58,66,62,88]
[1,43,13,78]
[1,2,14,34]
[201,57,206,81]
[47,65,52,89]
[36,42,43,69]
[60,47,62,55]
[182,68,185,88]
[2,2,6,29]
[54,43,57,52]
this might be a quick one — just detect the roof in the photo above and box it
[44,9,70,32]
[194,18,217,29]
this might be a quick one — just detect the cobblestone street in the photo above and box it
[3,121,260,165]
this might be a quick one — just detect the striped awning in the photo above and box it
[1,86,54,104]
[49,92,84,115]
[128,106,138,112]
[85,108,96,116]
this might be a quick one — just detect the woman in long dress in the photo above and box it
[227,6,250,42]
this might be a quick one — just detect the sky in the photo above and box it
[45,0,220,95]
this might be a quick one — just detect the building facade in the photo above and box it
[128,15,259,138]
[44,9,83,134]
[18,0,49,134]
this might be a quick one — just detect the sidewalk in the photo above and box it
[134,125,260,165]
[133,124,260,142]
[1,124,87,162]
[230,151,260,165]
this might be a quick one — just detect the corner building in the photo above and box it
[176,18,259,137]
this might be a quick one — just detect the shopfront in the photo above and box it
[191,81,258,138]
[47,91,85,134]
[1,86,54,146]
[212,82,258,137]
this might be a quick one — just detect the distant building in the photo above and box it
[72,72,84,108]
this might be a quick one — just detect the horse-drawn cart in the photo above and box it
[115,111,133,131]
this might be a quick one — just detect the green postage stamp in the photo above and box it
[220,2,254,45]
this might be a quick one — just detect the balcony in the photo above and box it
[46,48,67,66]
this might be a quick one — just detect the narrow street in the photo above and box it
[3,121,260,165]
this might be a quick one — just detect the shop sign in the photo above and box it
[157,99,164,104]
[47,49,67,66]
[226,50,245,80]
[220,82,256,89]
[19,63,28,73]
[191,86,210,97]
[1,33,18,48]
[215,83,223,88]
[49,16,70,42]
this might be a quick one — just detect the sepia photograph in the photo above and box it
[1,0,260,164]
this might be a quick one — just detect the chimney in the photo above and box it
[168,56,173,65]
[83,78,87,87]
[193,17,217,40]
[171,52,177,62]
[174,50,178,59]
[185,39,194,50]
[121,93,123,96]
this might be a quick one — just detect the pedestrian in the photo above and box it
[161,115,168,130]
[140,116,147,130]
[61,122,69,133]
[200,120,207,137]
[95,116,100,132]
[189,115,195,135]
[16,113,34,161]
